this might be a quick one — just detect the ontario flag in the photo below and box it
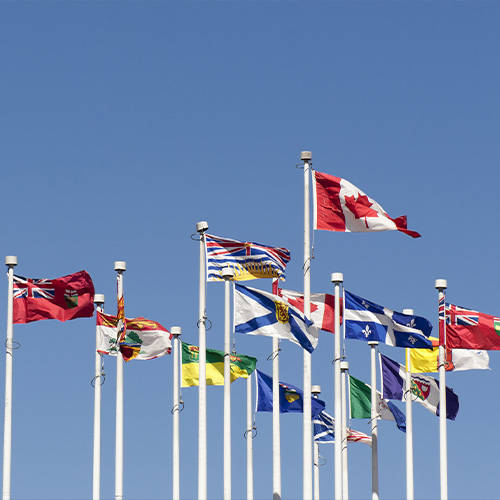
[13,270,95,324]
[439,298,500,350]
[312,170,421,238]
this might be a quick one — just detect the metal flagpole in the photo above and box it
[368,341,379,500]
[196,221,209,500]
[3,256,17,500]
[402,309,415,500]
[222,268,234,500]
[340,361,349,500]
[114,261,126,500]
[246,374,254,500]
[93,294,105,500]
[271,280,281,500]
[435,279,448,500]
[171,326,182,500]
[331,273,343,500]
[301,150,313,500]
[312,385,322,500]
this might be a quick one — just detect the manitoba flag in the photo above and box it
[13,270,95,324]
[313,170,421,238]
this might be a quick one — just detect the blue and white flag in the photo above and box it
[344,290,433,349]
[234,284,319,353]
[379,353,459,420]
[256,370,326,417]
[313,411,372,446]
[205,234,290,282]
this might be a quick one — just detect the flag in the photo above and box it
[408,337,489,373]
[97,311,172,362]
[344,290,433,349]
[205,234,290,282]
[379,353,459,420]
[439,299,500,350]
[313,170,421,238]
[181,342,257,387]
[13,270,94,324]
[234,284,319,353]
[278,288,343,333]
[255,370,326,417]
[349,375,406,432]
[313,411,372,446]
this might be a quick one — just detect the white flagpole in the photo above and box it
[3,256,17,500]
[246,375,254,500]
[114,261,126,500]
[311,385,322,500]
[331,272,343,500]
[368,341,379,500]
[171,326,182,500]
[340,361,349,500]
[301,150,313,500]
[196,221,209,500]
[402,309,415,500]
[271,280,281,500]
[93,294,105,500]
[435,280,448,500]
[222,268,234,500]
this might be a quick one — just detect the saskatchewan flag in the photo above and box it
[182,342,257,387]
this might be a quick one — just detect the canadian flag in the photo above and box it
[312,170,420,238]
[278,288,342,334]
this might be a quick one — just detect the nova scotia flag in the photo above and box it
[344,290,433,349]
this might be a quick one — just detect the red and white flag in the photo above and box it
[313,170,421,238]
[278,288,342,334]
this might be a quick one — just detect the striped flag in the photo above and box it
[313,411,371,446]
[205,234,290,282]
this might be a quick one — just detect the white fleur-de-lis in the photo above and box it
[362,325,371,338]
[407,318,416,328]
[408,335,417,345]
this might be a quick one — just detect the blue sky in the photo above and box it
[1,1,499,499]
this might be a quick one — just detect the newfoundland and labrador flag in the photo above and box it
[344,290,433,349]
[380,353,459,421]
[97,311,172,362]
[256,370,325,417]
[313,411,372,446]
[205,234,290,282]
[13,271,94,324]
[313,170,421,238]
[234,284,319,353]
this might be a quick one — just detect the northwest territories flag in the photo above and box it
[313,411,372,446]
[205,234,290,282]
[234,284,319,353]
[344,290,433,349]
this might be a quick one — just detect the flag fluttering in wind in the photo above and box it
[312,170,421,238]
[256,370,326,417]
[313,411,372,446]
[234,284,319,353]
[181,342,257,387]
[439,299,500,350]
[205,234,290,282]
[278,288,342,333]
[349,375,406,432]
[380,353,459,421]
[408,337,489,373]
[97,311,172,361]
[13,270,94,324]
[344,290,433,349]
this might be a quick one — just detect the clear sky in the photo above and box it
[1,1,499,499]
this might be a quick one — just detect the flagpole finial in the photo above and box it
[368,341,379,347]
[340,361,349,372]
[435,279,447,290]
[94,294,105,305]
[331,272,343,283]
[114,261,126,272]
[402,309,414,315]
[312,385,321,396]
[196,221,209,233]
[221,267,234,281]
[5,256,17,267]
[171,326,181,337]
[300,151,312,162]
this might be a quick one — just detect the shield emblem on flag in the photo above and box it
[411,378,431,401]
[275,301,289,324]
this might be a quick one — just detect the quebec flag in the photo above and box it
[344,290,433,349]
[234,284,319,353]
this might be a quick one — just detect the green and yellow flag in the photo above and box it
[181,342,257,387]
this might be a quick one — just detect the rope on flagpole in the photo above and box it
[171,400,184,414]
[91,355,106,387]
[267,344,281,361]
[4,340,20,353]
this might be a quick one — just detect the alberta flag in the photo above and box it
[344,290,433,349]
[234,284,319,353]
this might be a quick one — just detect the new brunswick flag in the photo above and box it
[181,342,257,387]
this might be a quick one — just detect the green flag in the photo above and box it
[349,375,372,419]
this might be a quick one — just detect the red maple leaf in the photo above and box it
[344,193,380,228]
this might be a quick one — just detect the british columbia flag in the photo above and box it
[439,298,479,326]
[13,276,55,300]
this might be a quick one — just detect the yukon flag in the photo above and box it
[313,170,420,238]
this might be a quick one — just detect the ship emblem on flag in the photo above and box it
[275,301,289,324]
